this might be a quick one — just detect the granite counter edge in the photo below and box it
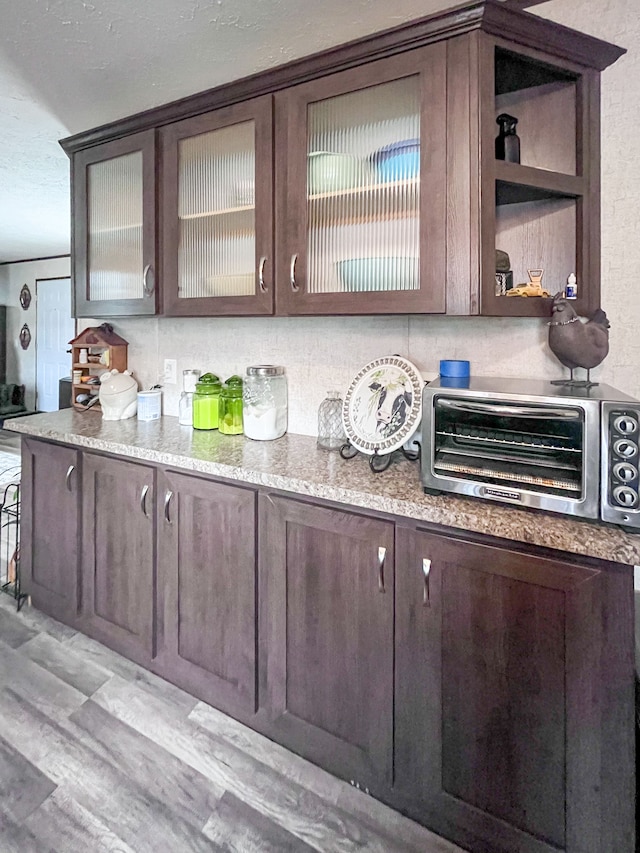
[8,418,640,566]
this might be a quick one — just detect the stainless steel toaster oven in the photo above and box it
[421,377,640,529]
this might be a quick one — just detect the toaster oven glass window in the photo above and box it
[432,398,584,499]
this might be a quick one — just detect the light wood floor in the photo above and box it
[0,428,21,455]
[0,594,465,853]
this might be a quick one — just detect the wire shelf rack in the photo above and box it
[0,462,25,610]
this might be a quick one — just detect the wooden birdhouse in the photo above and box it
[69,324,128,410]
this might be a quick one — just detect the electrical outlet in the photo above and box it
[163,359,177,384]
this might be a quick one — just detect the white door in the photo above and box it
[36,278,75,412]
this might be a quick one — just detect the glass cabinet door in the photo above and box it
[161,96,273,316]
[73,130,156,317]
[277,45,446,315]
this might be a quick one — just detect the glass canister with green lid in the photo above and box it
[219,375,244,435]
[192,372,222,430]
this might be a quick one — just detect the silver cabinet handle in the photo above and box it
[422,558,432,606]
[65,464,75,492]
[164,490,173,524]
[140,484,149,517]
[143,263,155,296]
[378,546,386,593]
[290,253,299,292]
[258,256,268,293]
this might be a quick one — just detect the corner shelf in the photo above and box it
[495,162,583,205]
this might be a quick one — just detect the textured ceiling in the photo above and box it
[0,0,533,263]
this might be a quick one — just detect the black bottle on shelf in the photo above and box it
[495,113,520,163]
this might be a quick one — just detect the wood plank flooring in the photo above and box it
[0,595,466,853]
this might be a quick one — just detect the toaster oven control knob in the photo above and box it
[612,486,639,508]
[614,415,639,436]
[613,439,638,459]
[613,462,638,483]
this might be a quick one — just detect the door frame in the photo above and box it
[35,276,76,412]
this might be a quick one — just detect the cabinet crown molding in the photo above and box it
[60,0,624,155]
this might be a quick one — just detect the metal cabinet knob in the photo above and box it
[290,253,299,292]
[258,256,268,293]
[422,558,432,606]
[140,484,149,517]
[164,490,174,523]
[377,546,386,593]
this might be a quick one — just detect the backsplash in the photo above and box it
[80,312,579,437]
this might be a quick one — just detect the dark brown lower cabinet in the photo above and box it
[259,493,394,793]
[81,452,156,666]
[20,438,80,623]
[394,523,635,853]
[15,437,635,853]
[155,469,257,718]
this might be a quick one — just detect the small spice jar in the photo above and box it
[219,376,244,435]
[243,365,287,441]
[192,373,221,430]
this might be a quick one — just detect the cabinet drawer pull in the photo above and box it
[258,256,268,293]
[422,558,432,606]
[378,546,386,593]
[143,263,155,296]
[140,484,149,517]
[65,464,75,491]
[290,253,299,292]
[164,490,173,523]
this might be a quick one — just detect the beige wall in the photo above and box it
[76,0,640,436]
[0,257,71,409]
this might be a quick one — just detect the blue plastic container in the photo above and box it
[372,139,420,182]
[439,359,470,379]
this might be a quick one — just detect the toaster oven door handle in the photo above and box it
[435,399,581,420]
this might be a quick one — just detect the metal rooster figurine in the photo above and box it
[548,293,610,387]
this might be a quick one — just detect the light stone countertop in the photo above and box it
[7,409,640,566]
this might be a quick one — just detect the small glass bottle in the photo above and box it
[219,376,244,435]
[179,369,201,426]
[317,391,347,450]
[495,113,520,164]
[243,365,287,441]
[192,373,221,430]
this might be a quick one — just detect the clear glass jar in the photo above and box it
[243,365,287,441]
[193,372,221,430]
[179,369,201,426]
[219,375,244,435]
[317,391,347,450]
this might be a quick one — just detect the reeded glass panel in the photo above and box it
[178,121,255,299]
[307,77,420,295]
[88,152,144,301]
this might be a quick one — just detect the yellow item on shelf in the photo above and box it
[506,268,551,297]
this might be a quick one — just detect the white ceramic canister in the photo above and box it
[243,365,287,440]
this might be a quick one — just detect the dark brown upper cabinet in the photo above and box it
[160,96,274,316]
[477,41,605,317]
[61,1,624,319]
[72,131,157,318]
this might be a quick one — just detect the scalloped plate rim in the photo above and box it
[342,355,423,456]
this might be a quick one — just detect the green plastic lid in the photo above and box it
[196,372,221,394]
